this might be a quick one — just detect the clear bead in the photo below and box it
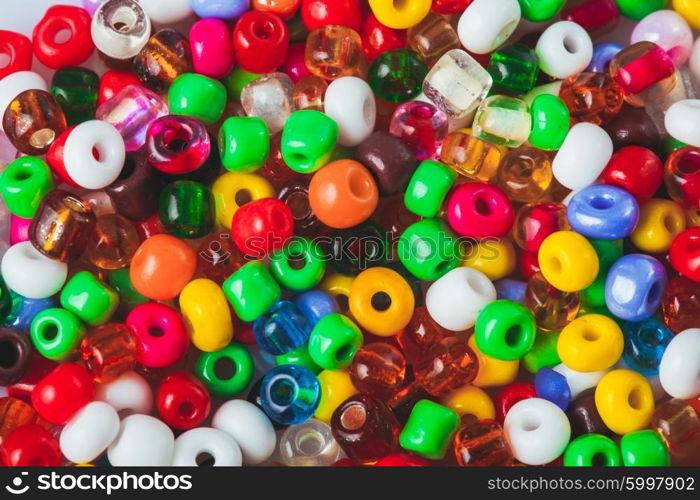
[91,0,151,60]
[241,73,295,135]
[279,419,341,466]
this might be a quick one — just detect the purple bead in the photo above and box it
[191,0,250,20]
[82,0,104,15]
[495,279,527,304]
[605,254,667,322]
[389,101,448,160]
[587,42,623,73]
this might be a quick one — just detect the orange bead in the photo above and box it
[308,159,379,229]
[252,0,300,19]
[129,234,196,301]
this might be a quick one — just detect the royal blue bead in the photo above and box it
[567,185,639,240]
[534,367,571,411]
[495,279,527,304]
[253,301,312,355]
[191,0,249,19]
[605,254,667,322]
[622,318,673,375]
[259,364,321,425]
[1,292,58,332]
[587,42,623,73]
[293,290,340,327]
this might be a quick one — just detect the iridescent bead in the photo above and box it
[389,101,447,160]
[240,73,295,135]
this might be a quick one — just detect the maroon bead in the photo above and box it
[354,131,418,196]
[105,152,162,221]
[0,328,32,386]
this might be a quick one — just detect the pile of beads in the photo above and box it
[0,0,698,468]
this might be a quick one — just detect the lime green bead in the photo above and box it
[30,308,86,360]
[308,313,363,371]
[276,344,322,374]
[218,116,269,173]
[475,300,536,361]
[523,329,560,373]
[108,268,149,311]
[615,0,667,20]
[404,160,456,218]
[168,73,227,124]
[0,157,55,218]
[581,239,623,308]
[281,110,339,174]
[195,343,254,396]
[60,271,119,326]
[398,218,460,281]
[270,238,327,292]
[222,261,282,322]
[529,94,570,151]
[620,430,670,466]
[518,0,566,22]
[564,433,622,466]
[399,400,460,460]
[662,135,687,159]
[223,68,261,101]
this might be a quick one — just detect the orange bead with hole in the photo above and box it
[130,234,197,301]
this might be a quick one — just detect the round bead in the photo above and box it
[622,318,673,375]
[446,182,514,238]
[30,308,85,361]
[620,429,670,466]
[566,185,639,240]
[367,0,431,29]
[126,302,188,368]
[528,94,570,151]
[1,424,61,467]
[457,0,521,55]
[260,364,321,425]
[324,77,376,147]
[605,254,666,321]
[308,314,363,370]
[196,343,254,397]
[630,9,693,67]
[59,401,120,464]
[0,30,32,80]
[552,123,613,191]
[192,0,249,19]
[31,363,94,425]
[130,234,196,301]
[63,120,125,189]
[270,238,326,292]
[563,433,621,466]
[1,242,68,299]
[95,371,153,415]
[234,11,289,74]
[504,398,571,465]
[281,110,338,173]
[658,328,700,399]
[139,0,194,24]
[91,0,151,60]
[535,21,593,79]
[172,427,242,467]
[368,49,427,103]
[0,71,48,134]
[538,231,599,293]
[231,198,294,257]
[156,372,211,430]
[475,300,536,361]
[107,414,174,466]
[473,95,532,148]
[146,115,210,175]
[594,369,654,435]
[665,99,700,148]
[557,314,623,372]
[32,5,94,69]
[211,171,274,229]
[315,369,358,423]
[600,145,663,203]
[179,279,233,353]
[630,199,686,253]
[212,400,277,465]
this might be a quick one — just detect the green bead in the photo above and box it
[270,238,327,292]
[223,261,282,322]
[218,116,269,173]
[368,49,428,103]
[329,146,355,162]
[107,268,149,312]
[487,44,539,96]
[195,343,255,396]
[615,0,667,20]
[398,218,460,281]
[0,157,55,218]
[399,400,460,460]
[276,344,322,374]
[662,135,687,159]
[223,68,261,101]
[518,0,566,22]
[475,300,536,360]
[30,308,86,360]
[404,160,456,218]
[523,329,560,373]
[281,110,339,174]
[581,239,623,308]
[168,73,227,124]
[529,94,570,151]
[620,430,670,466]
[159,180,215,239]
[51,66,99,125]
[564,433,622,466]
[60,271,119,326]
[308,313,363,371]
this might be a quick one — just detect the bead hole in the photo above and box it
[348,170,373,200]
[110,7,137,33]
[547,256,562,275]
[663,214,679,233]
[474,197,491,216]
[340,403,367,431]
[296,430,323,456]
[393,0,408,9]
[589,195,614,210]
[468,273,492,295]
[271,377,296,405]
[63,195,90,213]
[148,327,164,338]
[178,401,195,419]
[335,294,349,313]
[371,291,392,312]
[591,453,608,467]
[287,251,306,270]
[214,357,236,380]
[41,323,59,342]
[335,344,355,362]
[434,259,453,276]
[53,28,72,44]
[0,341,18,369]
[521,415,540,432]
[563,35,580,54]
[11,167,33,182]
[677,151,700,175]
[646,280,662,306]
[252,20,274,40]
[504,325,521,347]
[411,104,435,120]
[234,189,252,206]
[581,327,600,342]
[196,452,215,466]
[627,387,643,410]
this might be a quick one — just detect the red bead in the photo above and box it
[662,276,700,333]
[613,43,675,97]
[6,352,58,404]
[514,202,569,252]
[333,458,360,466]
[1,424,61,467]
[126,302,189,369]
[670,227,700,283]
[496,382,536,425]
[301,0,363,33]
[600,145,663,203]
[519,250,540,280]
[413,336,479,397]
[31,363,95,425]
[446,182,514,238]
[0,30,33,79]
[32,5,94,69]
[374,453,431,466]
[233,315,257,345]
[431,0,473,14]
[560,0,620,33]
[134,213,167,242]
[98,70,142,106]
[46,126,79,187]
[664,146,700,209]
[156,372,211,430]
[361,12,406,62]
[231,197,294,257]
[233,11,289,74]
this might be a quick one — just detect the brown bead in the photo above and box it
[0,328,33,386]
[498,146,554,203]
[397,305,462,363]
[407,12,461,67]
[440,128,504,182]
[81,323,138,383]
[105,152,161,221]
[349,342,406,400]
[135,29,192,93]
[524,272,580,332]
[651,397,700,460]
[277,177,328,237]
[662,276,700,333]
[454,419,513,466]
[354,131,418,196]
[83,214,140,270]
[195,233,245,285]
[293,75,327,111]
[566,388,611,437]
[559,72,624,126]
[604,106,661,152]
[259,132,301,187]
[413,336,478,397]
[3,89,67,155]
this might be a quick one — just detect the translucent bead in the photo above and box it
[558,72,624,126]
[498,146,554,203]
[84,214,140,270]
[609,41,677,107]
[630,9,693,68]
[406,12,461,67]
[293,75,327,112]
[453,419,513,466]
[260,364,321,425]
[651,397,700,461]
[389,101,448,160]
[91,0,151,61]
[279,419,340,466]
[241,73,295,135]
[3,90,66,156]
[368,49,427,103]
[440,128,504,181]
[524,272,580,332]
[304,25,364,80]
[622,318,674,375]
[473,95,531,148]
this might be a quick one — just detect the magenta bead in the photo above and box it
[145,115,211,174]
[125,302,189,369]
[630,10,694,68]
[282,43,312,84]
[189,18,235,80]
[446,182,514,238]
[389,101,448,160]
[9,215,31,245]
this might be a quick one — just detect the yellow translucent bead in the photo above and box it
[538,230,599,292]
[685,207,700,227]
[179,278,233,352]
[557,314,623,372]
[630,199,686,253]
[349,267,415,336]
[319,272,354,315]
[462,237,516,281]
[672,0,700,29]
[595,369,654,435]
[211,172,274,229]
[314,370,358,423]
[441,385,495,420]
[441,128,507,181]
[468,335,519,387]
[368,0,432,29]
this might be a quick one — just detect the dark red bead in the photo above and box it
[0,30,33,79]
[600,145,663,203]
[301,0,363,33]
[496,382,536,425]
[98,70,142,106]
[105,153,163,222]
[560,0,620,33]
[431,0,473,14]
[156,372,211,430]
[233,11,289,74]
[31,363,95,425]
[1,423,61,466]
[231,197,294,257]
[361,13,406,62]
[32,5,94,69]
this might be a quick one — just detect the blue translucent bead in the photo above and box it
[605,254,667,322]
[567,185,639,240]
[253,301,312,355]
[622,319,673,375]
[191,0,249,19]
[587,42,623,73]
[1,292,58,332]
[259,364,321,425]
[534,367,571,411]
[293,290,340,328]
[494,279,527,304]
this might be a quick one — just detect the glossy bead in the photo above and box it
[404,160,456,218]
[30,308,85,361]
[126,302,188,368]
[457,0,520,55]
[414,336,479,396]
[446,182,514,238]
[158,181,214,239]
[368,49,427,104]
[32,5,94,69]
[561,0,620,33]
[566,185,639,240]
[0,328,31,386]
[595,369,654,435]
[553,123,613,191]
[374,453,430,466]
[651,396,700,461]
[231,198,293,257]
[368,0,431,29]
[534,367,572,411]
[31,363,94,425]
[293,290,339,328]
[130,234,196,301]
[134,29,192,93]
[673,0,700,29]
[107,414,174,466]
[196,343,254,397]
[525,272,580,332]
[0,156,55,219]
[146,115,211,175]
[212,399,277,465]
[487,43,539,96]
[50,67,99,126]
[564,433,621,467]
[104,153,159,221]
[211,171,274,229]
[172,427,242,467]
[535,21,593,79]
[397,305,454,363]
[620,429,670,466]
[60,271,118,327]
[622,318,673,376]
[314,369,357,423]
[189,19,235,80]
[234,11,289,74]
[426,267,496,331]
[472,95,531,148]
[468,334,519,388]
[277,178,325,237]
[605,106,660,151]
[557,314,623,372]
[95,370,153,415]
[662,277,700,334]
[323,77,376,147]
[81,323,137,383]
[1,423,61,466]
[91,0,151,61]
[0,71,48,135]
[397,218,460,281]
[601,146,663,204]
[609,41,677,107]
[63,120,126,189]
[0,30,32,79]
[405,12,460,68]
[349,343,405,400]
[361,12,406,62]
[440,128,504,181]
[355,131,418,196]
[399,400,459,459]
[156,372,210,430]
[253,301,311,356]
[587,42,623,72]
[442,385,495,420]
[605,254,666,321]
[474,300,536,361]
[558,72,624,126]
[3,90,66,156]
[278,418,340,466]
[498,147,554,203]
[281,110,338,174]
[59,401,120,465]
[97,70,141,106]
[304,25,363,80]
[270,238,326,292]
[453,419,513,466]
[658,328,700,399]
[665,146,700,210]
[538,231,599,293]
[240,73,295,135]
[179,278,232,353]
[389,102,447,161]
[1,243,67,300]
[631,9,693,68]
[292,75,326,112]
[504,398,571,465]
[168,73,227,125]
[260,364,321,425]
[138,0,193,23]
[223,261,282,322]
[631,199,685,253]
[308,313,363,370]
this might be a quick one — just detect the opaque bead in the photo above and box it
[234,11,289,74]
[30,308,85,361]
[534,367,572,410]
[145,115,211,175]
[563,433,621,466]
[156,372,210,430]
[196,343,255,397]
[130,234,197,301]
[605,254,667,321]
[192,0,249,18]
[446,182,514,239]
[168,74,227,125]
[189,19,235,80]
[211,172,274,229]
[552,123,613,191]
[404,160,456,218]
[270,238,326,292]
[399,400,459,459]
[557,314,623,372]
[354,131,418,196]
[223,261,282,322]
[179,279,233,353]
[631,199,685,253]
[457,0,521,55]
[475,300,536,361]
[0,30,32,80]
[601,146,663,203]
[60,271,119,327]
[609,41,677,107]
[126,302,189,368]
[281,110,338,174]
[538,231,600,293]
[615,0,668,20]
[31,363,95,425]
[462,238,517,282]
[0,156,55,219]
[620,429,670,466]
[587,42,623,72]
[536,21,593,79]
[595,369,654,435]
[528,94,570,151]
[518,0,565,21]
[231,197,294,257]
[566,185,640,240]
[0,328,32,386]
[1,243,67,300]
[218,117,270,173]
[1,423,61,467]
[368,0,431,29]
[673,0,700,29]
[442,385,496,421]
[658,328,700,399]
[308,313,363,370]
[397,218,460,282]
[107,414,173,466]
[315,369,358,423]
[32,5,94,69]
[469,335,519,388]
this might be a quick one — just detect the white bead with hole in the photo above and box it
[95,370,154,415]
[658,328,700,399]
[0,71,47,134]
[108,414,174,466]
[63,120,126,189]
[172,427,243,467]
[457,0,521,55]
[1,241,67,299]
[212,399,277,465]
[552,123,613,191]
[324,77,376,147]
[665,99,700,148]
[60,402,120,464]
[535,21,593,79]
[91,0,152,60]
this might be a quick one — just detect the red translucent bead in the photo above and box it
[512,202,569,252]
[496,382,536,425]
[662,276,700,334]
[231,197,294,257]
[126,302,189,369]
[80,323,138,383]
[349,343,406,400]
[413,336,479,397]
[600,145,663,203]
[431,0,473,14]
[0,30,32,79]
[0,397,50,442]
[260,132,302,187]
[98,70,142,106]
[397,306,460,363]
[519,250,540,280]
[233,11,290,74]
[332,458,360,466]
[389,101,448,160]
[612,42,675,97]
[560,0,620,33]
[145,115,211,175]
[446,182,514,238]
[361,13,406,62]
[32,5,94,69]
[374,453,430,466]
[453,419,513,466]
[156,372,211,430]
[134,213,167,242]
[196,233,246,285]
[664,146,700,209]
[670,227,700,283]
[301,0,363,32]
[31,363,95,425]
[1,423,61,466]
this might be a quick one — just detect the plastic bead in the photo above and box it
[631,199,685,254]
[538,231,599,293]
[595,369,654,435]
[63,120,126,189]
[355,131,418,196]
[94,371,153,415]
[59,401,120,465]
[172,427,242,467]
[192,0,249,19]
[673,0,700,29]
[323,77,376,147]
[662,277,700,334]
[457,0,521,55]
[601,146,663,204]
[518,0,565,22]
[231,197,294,257]
[234,11,289,74]
[260,364,321,425]
[80,323,137,383]
[281,110,338,174]
[651,397,700,459]
[0,156,55,219]
[97,70,141,106]
[314,369,358,423]
[30,308,85,361]
[308,313,363,370]
[468,335,519,388]
[223,261,282,322]
[535,21,593,79]
[51,67,99,126]
[453,419,513,466]
[587,42,623,72]
[33,5,94,69]
[217,117,269,174]
[270,238,326,292]
[535,367,572,410]
[130,234,196,301]
[397,218,460,281]
[91,0,151,61]
[665,100,700,148]
[212,399,277,465]
[561,0,620,33]
[31,363,94,425]
[605,254,666,321]
[1,242,68,300]
[389,101,447,160]
[253,301,312,356]
[609,42,677,107]
[305,25,363,80]
[168,73,227,125]
[566,185,639,240]
[139,0,193,24]
[126,302,188,368]
[620,429,670,466]
[426,267,496,331]
[404,160,456,218]
[399,400,459,460]
[622,318,673,375]
[196,343,254,397]
[368,0,431,29]
[664,147,700,210]
[158,181,214,239]
[498,147,554,202]
[178,279,233,353]
[0,30,32,80]
[301,0,361,31]
[0,71,48,135]
[552,123,613,191]
[475,300,536,361]
[557,314,623,372]
[146,115,210,176]
[658,328,700,399]
[442,385,496,421]
[60,272,118,327]
[211,171,274,229]
[156,372,210,430]
[368,49,427,104]
[563,433,621,466]
[447,182,514,238]
[1,423,61,466]
[107,414,174,466]
[189,19,235,80]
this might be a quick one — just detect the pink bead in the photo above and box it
[630,10,693,68]
[281,43,312,83]
[126,302,189,369]
[9,215,30,245]
[446,182,514,238]
[81,0,103,15]
[389,101,448,160]
[189,18,236,80]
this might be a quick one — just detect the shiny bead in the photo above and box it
[475,300,536,361]
[60,271,118,327]
[473,95,531,148]
[404,160,456,218]
[134,29,192,93]
[406,12,460,67]
[94,370,153,415]
[426,267,496,331]
[620,429,670,466]
[368,0,432,29]
[1,243,67,300]
[81,323,137,383]
[107,414,174,466]
[97,70,141,106]
[498,146,554,202]
[595,369,654,435]
[440,128,504,181]
[650,397,700,460]
[0,31,32,80]
[324,77,376,147]
[399,400,459,459]
[126,301,188,368]
[487,43,539,96]
[91,0,151,62]
[564,433,621,467]
[469,334,519,388]
[196,343,255,397]
[566,185,639,240]
[605,254,666,322]
[658,328,700,399]
[308,313,363,370]
[240,73,295,135]
[146,115,210,175]
[212,399,277,465]
[156,372,210,430]
[587,42,623,72]
[279,418,340,466]
[622,318,673,375]
[304,25,363,80]
[192,0,249,18]
[397,305,456,363]
[104,153,159,221]
[31,363,94,425]
[535,21,593,79]
[223,261,282,322]
[525,272,580,332]
[62,120,126,190]
[609,41,677,107]
[355,131,418,196]
[538,231,599,293]
[179,278,232,353]
[558,72,624,126]
[673,0,700,29]
[270,238,326,292]
[158,181,214,239]
[139,0,193,24]
[253,301,312,356]
[560,0,620,33]
[293,75,327,112]
[601,145,663,204]
[664,146,700,209]
[189,19,234,80]
[281,110,338,174]
[349,343,405,400]
[277,178,325,237]
[442,385,496,420]
[453,419,513,466]
[604,106,660,151]
[368,49,427,104]
[0,156,55,219]
[1,423,61,466]
[231,197,293,257]
[50,67,99,126]
[361,12,406,62]
[446,182,514,238]
[234,11,289,74]
[397,218,460,281]
[0,328,31,386]
[59,401,120,465]
[260,364,321,425]
[211,171,274,229]
[552,122,613,191]
[168,73,227,125]
[413,336,479,396]
[172,427,242,467]
[30,308,85,361]
[32,5,94,69]
[504,398,571,465]
[557,314,623,372]
[3,90,66,156]
[457,0,521,55]
[631,199,685,253]
[630,9,693,68]
[130,234,196,301]
[519,0,566,21]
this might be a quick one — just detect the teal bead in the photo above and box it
[168,73,227,124]
[399,400,460,460]
[269,238,327,292]
[397,218,460,281]
[404,160,456,218]
[475,300,536,360]
[218,116,269,173]
[368,49,428,103]
[51,66,99,125]
[30,308,86,360]
[308,313,363,371]
[518,0,566,22]
[222,261,282,322]
[276,344,322,374]
[564,433,622,466]
[195,343,255,396]
[158,180,215,239]
[59,271,119,326]
[487,44,540,96]
[0,156,55,218]
[528,94,570,151]
[281,110,339,174]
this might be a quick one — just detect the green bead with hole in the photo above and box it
[281,110,339,174]
[474,299,537,361]
[195,343,255,397]
[30,308,86,360]
[563,433,622,467]
[0,156,55,218]
[397,218,461,281]
[308,313,364,371]
[60,271,119,327]
[218,116,270,173]
[269,237,327,292]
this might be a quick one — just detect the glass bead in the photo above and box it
[134,29,192,94]
[630,9,693,68]
[158,181,214,239]
[253,301,312,356]
[260,364,321,425]
[83,214,140,270]
[104,152,160,221]
[498,146,554,203]
[293,75,327,112]
[651,397,700,461]
[560,0,620,34]
[146,115,210,175]
[622,318,673,375]
[406,12,461,67]
[439,128,504,181]
[368,49,427,103]
[91,0,151,61]
[240,73,295,135]
[664,146,700,209]
[413,336,479,397]
[609,41,677,107]
[662,277,700,334]
[487,43,540,96]
[3,90,67,156]
[389,101,447,160]
[473,95,531,148]
[513,201,570,252]
[349,343,406,400]
[558,72,624,126]
[587,42,623,73]
[50,67,99,126]
[196,233,245,286]
[81,322,138,383]
[453,419,513,466]
[525,272,580,332]
[280,419,340,466]
[277,178,326,238]
[304,25,364,80]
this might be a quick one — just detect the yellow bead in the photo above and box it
[314,370,358,423]
[441,385,495,420]
[595,369,654,435]
[319,272,355,316]
[211,172,274,229]
[673,0,700,29]
[538,230,599,292]
[557,314,623,372]
[468,335,519,387]
[179,278,233,352]
[349,267,415,336]
[462,237,516,281]
[630,199,686,253]
[368,0,432,29]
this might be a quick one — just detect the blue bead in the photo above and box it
[567,185,639,239]
[293,290,340,327]
[587,42,623,73]
[605,254,667,322]
[259,364,321,425]
[253,301,312,355]
[495,279,527,304]
[191,0,249,19]
[622,318,673,375]
[534,367,571,411]
[1,292,58,332]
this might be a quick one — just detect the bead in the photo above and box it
[453,419,513,466]
[281,110,338,174]
[397,218,460,281]
[487,43,539,96]
[254,0,300,20]
[606,107,661,151]
[475,300,536,361]
[414,336,479,396]
[404,160,456,218]
[525,273,580,333]
[658,328,700,398]
[168,73,227,125]
[498,147,554,202]
[349,343,405,400]
[145,115,210,176]
[1,242,67,299]
[535,21,593,79]
[240,73,295,135]
[504,398,571,465]
[305,25,363,80]
[3,90,66,156]
[95,371,153,415]
[278,178,325,237]
[368,49,427,103]
[473,95,531,148]
[0,156,55,219]
[631,9,693,67]
[457,0,520,55]
[665,146,700,209]
[0,71,48,135]
[91,0,151,61]
[552,123,613,191]
[446,182,514,238]
[665,100,700,148]
[301,0,362,31]
[601,146,663,204]
[31,363,94,425]
[535,367,572,410]
[587,42,623,72]
[231,197,294,256]
[563,433,621,466]
[223,261,282,322]
[97,70,141,106]
[622,318,673,375]
[557,314,623,372]
[616,0,667,19]
[355,131,418,196]
[80,323,137,383]
[651,397,700,459]
[322,77,375,147]
[518,0,565,21]
[561,0,620,33]
[107,414,174,466]
[0,30,32,80]
[134,29,192,94]
[620,429,670,466]
[260,364,321,425]
[609,42,677,107]
[126,302,188,367]
[605,254,666,321]
[399,400,459,459]
[30,308,85,361]
[442,385,496,420]
[179,278,233,353]
[368,0,431,29]
[103,154,159,221]
[314,370,357,424]
[0,328,31,386]
[156,372,210,430]
[212,399,276,465]
[192,0,249,18]
[270,238,326,292]
[631,199,685,253]
[63,120,126,189]
[662,277,700,334]
[172,427,242,467]
[158,181,214,239]
[566,185,639,240]
[211,171,274,229]
[189,19,235,80]
[234,11,289,74]
[130,234,196,301]
[440,128,504,181]
[308,313,363,370]
[426,267,496,331]
[60,271,118,327]
[1,423,61,466]
[293,290,339,328]
[406,11,460,68]
[253,301,312,355]
[59,401,120,464]
[389,101,447,160]
[673,0,700,29]
[138,0,193,23]
[538,231,599,293]
[361,12,406,62]
[278,418,339,466]
[595,369,654,435]
[32,5,94,69]
[559,72,624,126]
[216,117,269,175]
[50,67,99,126]
[469,334,519,387]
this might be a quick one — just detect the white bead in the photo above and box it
[64,120,126,189]
[95,371,153,415]
[536,21,593,79]
[552,363,606,400]
[1,242,67,299]
[659,328,700,399]
[212,400,276,465]
[457,0,521,55]
[504,398,571,465]
[60,402,120,464]
[107,414,174,466]
[690,37,700,83]
[172,427,242,467]
[324,77,376,147]
[552,123,613,190]
[92,0,152,60]
[425,267,496,331]
[0,71,48,133]
[665,99,700,147]
[138,0,193,24]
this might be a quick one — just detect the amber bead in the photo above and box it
[558,72,624,126]
[440,129,504,182]
[524,272,580,332]
[662,277,700,334]
[354,131,418,196]
[80,323,138,383]
[397,305,460,363]
[104,152,162,221]
[83,214,140,270]
[0,397,48,442]
[305,25,364,80]
[277,177,327,237]
[406,12,460,68]
[349,343,406,401]
[651,398,700,461]
[3,90,67,156]
[413,336,479,397]
[0,328,32,386]
[196,233,246,286]
[498,147,554,203]
[567,388,611,438]
[293,75,328,111]
[603,106,661,152]
[135,29,193,93]
[454,419,513,466]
